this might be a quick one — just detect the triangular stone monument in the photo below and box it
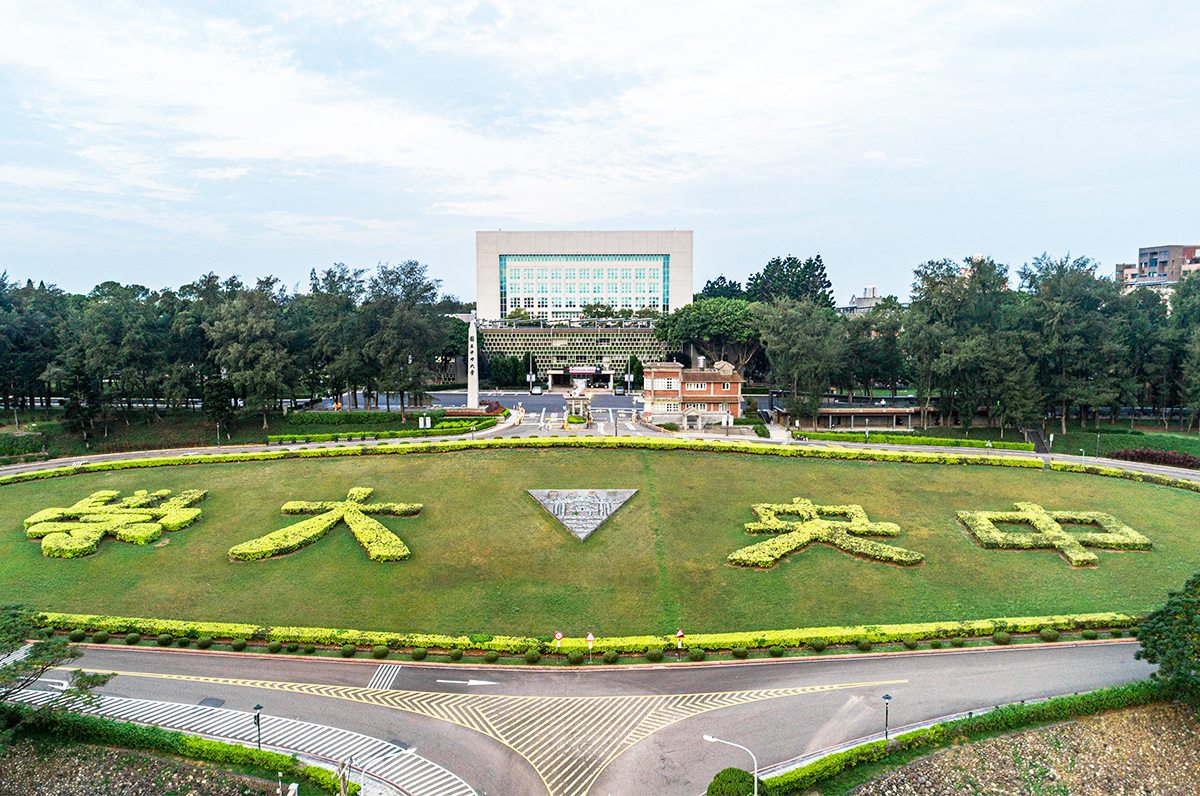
[528,489,637,541]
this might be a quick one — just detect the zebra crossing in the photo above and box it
[8,688,476,796]
[367,663,402,690]
[0,643,32,668]
[73,666,906,796]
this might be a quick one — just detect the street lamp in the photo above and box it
[882,694,892,742]
[703,735,758,796]
[1080,448,1085,464]
[253,704,263,750]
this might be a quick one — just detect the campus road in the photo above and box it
[68,641,1151,796]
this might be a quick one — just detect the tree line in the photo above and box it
[662,253,1200,434]
[0,262,468,434]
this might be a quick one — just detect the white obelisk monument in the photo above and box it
[467,313,479,410]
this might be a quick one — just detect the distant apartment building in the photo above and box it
[475,231,694,321]
[838,285,882,315]
[642,359,743,430]
[1116,245,1200,297]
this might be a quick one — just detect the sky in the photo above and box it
[1,1,1197,304]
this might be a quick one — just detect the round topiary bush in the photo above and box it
[992,631,1012,645]
[92,631,109,644]
[196,636,213,649]
[448,648,463,662]
[1081,629,1098,640]
[484,650,500,663]
[731,647,749,660]
[176,637,191,648]
[1129,626,1139,638]
[768,645,785,657]
[411,647,427,661]
[340,644,357,658]
[286,642,299,653]
[806,639,825,653]
[372,645,389,659]
[929,639,943,649]
[1109,628,1123,638]
[524,649,541,664]
[303,645,316,655]
[231,638,247,652]
[268,641,284,654]
[568,651,585,665]
[855,638,872,652]
[1039,628,1060,643]
[125,633,141,645]
[950,637,965,648]
[602,650,619,664]
[156,633,173,647]
[645,649,664,662]
[707,766,764,796]
[688,647,706,662]
[903,637,919,650]
[68,629,86,642]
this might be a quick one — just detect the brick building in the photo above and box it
[642,360,743,430]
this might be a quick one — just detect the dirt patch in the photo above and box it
[853,703,1200,795]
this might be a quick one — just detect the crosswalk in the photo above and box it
[367,663,401,690]
[0,644,32,668]
[9,688,476,796]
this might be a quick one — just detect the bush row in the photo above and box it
[765,680,1164,793]
[792,430,1034,451]
[286,410,445,426]
[1108,447,1200,471]
[40,610,1139,656]
[0,702,359,795]
[0,432,43,456]
[268,417,497,444]
[1049,461,1200,493]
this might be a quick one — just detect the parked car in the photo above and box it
[530,386,543,395]
[613,386,626,395]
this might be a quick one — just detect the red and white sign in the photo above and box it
[586,631,595,650]
[554,631,563,641]
[676,628,685,649]
[675,628,685,639]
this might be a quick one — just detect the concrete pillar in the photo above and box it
[467,316,479,409]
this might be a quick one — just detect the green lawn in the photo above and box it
[1,449,1198,637]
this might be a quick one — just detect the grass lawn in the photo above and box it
[1,448,1198,637]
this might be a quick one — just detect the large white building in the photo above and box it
[475,231,693,320]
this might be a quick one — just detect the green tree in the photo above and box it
[753,298,845,429]
[581,303,617,318]
[364,261,446,419]
[655,298,760,373]
[1180,329,1200,433]
[1136,571,1200,703]
[745,255,833,307]
[206,279,293,429]
[625,355,644,388]
[695,275,745,301]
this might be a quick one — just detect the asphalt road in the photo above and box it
[71,641,1152,796]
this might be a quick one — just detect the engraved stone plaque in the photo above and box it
[527,489,637,541]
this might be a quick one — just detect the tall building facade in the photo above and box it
[476,231,693,321]
[1116,245,1200,296]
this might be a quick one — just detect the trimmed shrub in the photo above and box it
[602,650,620,664]
[929,639,943,649]
[809,639,826,653]
[340,644,357,658]
[286,642,299,653]
[411,647,427,661]
[1109,628,1123,638]
[1082,629,1098,640]
[707,767,765,796]
[992,631,1012,645]
[125,633,141,645]
[91,631,109,644]
[484,650,500,663]
[1130,626,1140,638]
[855,638,873,652]
[196,636,212,649]
[371,645,389,659]
[267,641,283,654]
[688,647,706,662]
[658,422,680,431]
[176,637,191,648]
[950,637,965,648]
[303,645,316,655]
[1039,628,1060,643]
[902,637,919,650]
[157,633,174,647]
[230,638,247,652]
[769,645,785,657]
[645,649,664,663]
[731,647,749,659]
[524,649,541,664]
[68,629,86,642]
[448,648,463,661]
[568,651,585,665]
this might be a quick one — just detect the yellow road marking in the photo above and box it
[82,668,906,796]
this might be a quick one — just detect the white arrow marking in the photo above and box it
[435,679,499,686]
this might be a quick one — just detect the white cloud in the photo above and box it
[863,151,887,160]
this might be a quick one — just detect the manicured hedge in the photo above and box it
[39,610,1139,657]
[792,430,1034,451]
[23,489,208,558]
[765,680,1164,794]
[1049,461,1200,493]
[0,432,42,457]
[957,502,1152,567]
[268,417,497,444]
[286,410,445,426]
[1108,448,1200,470]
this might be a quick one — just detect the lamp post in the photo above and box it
[253,704,263,750]
[1080,448,1085,464]
[882,694,892,742]
[703,735,758,796]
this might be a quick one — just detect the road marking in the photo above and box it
[435,679,499,687]
[77,667,905,796]
[368,663,402,690]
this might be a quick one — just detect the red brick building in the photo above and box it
[642,360,743,430]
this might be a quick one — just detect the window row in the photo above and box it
[511,268,660,280]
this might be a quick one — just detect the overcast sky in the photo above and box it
[2,1,1197,303]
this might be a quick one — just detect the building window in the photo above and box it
[566,298,576,308]
[621,268,632,279]
[653,378,679,391]
[538,298,547,308]
[654,402,681,413]
[649,296,660,307]
[685,382,705,390]
[524,297,534,308]
[635,268,646,279]
[552,297,563,307]
[537,268,548,279]
[578,268,590,279]
[593,284,603,294]
[608,283,618,294]
[621,297,632,307]
[566,284,575,294]
[723,383,730,390]
[565,269,575,279]
[551,268,562,279]
[538,284,547,294]
[635,283,645,294]
[551,283,561,294]
[608,269,619,279]
[686,403,703,410]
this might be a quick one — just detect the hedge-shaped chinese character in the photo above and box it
[957,502,1151,567]
[728,498,923,568]
[228,487,421,562]
[25,489,208,558]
